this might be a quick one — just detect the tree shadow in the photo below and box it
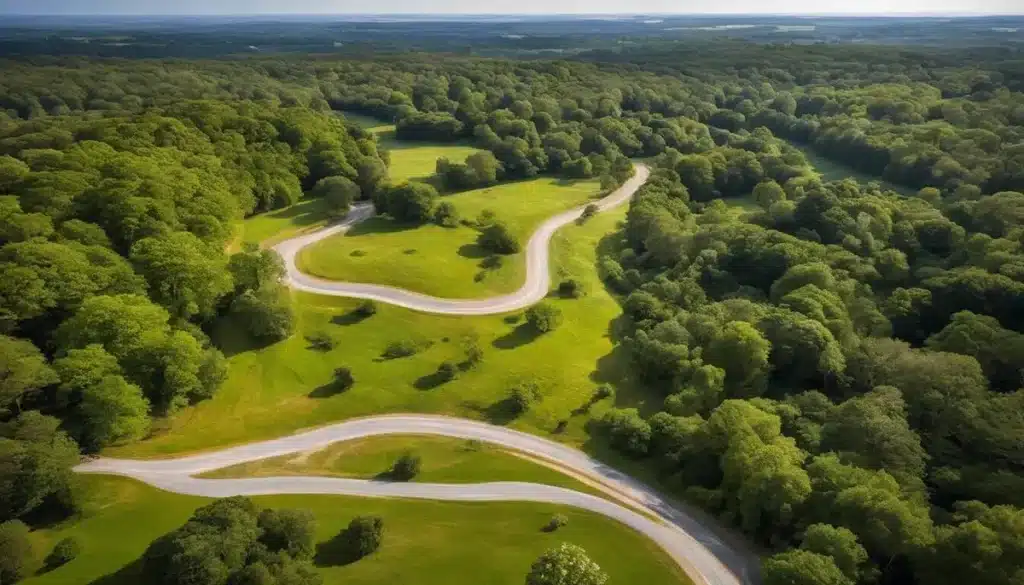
[492,323,542,350]
[210,316,280,358]
[259,197,327,224]
[413,371,450,390]
[331,311,371,326]
[87,559,144,585]
[308,383,343,398]
[457,243,490,259]
[314,535,362,567]
[346,216,418,237]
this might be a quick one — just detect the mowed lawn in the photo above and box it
[205,434,597,495]
[296,177,602,298]
[110,205,651,457]
[24,475,691,585]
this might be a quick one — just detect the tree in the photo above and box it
[312,176,359,218]
[0,520,32,584]
[340,515,384,559]
[433,201,460,227]
[800,524,868,582]
[45,537,81,570]
[762,549,853,585]
[436,360,458,383]
[227,244,285,296]
[383,182,438,223]
[704,321,771,397]
[526,543,608,585]
[230,290,294,342]
[332,367,354,391]
[390,452,421,480]
[0,335,57,415]
[130,232,233,321]
[753,180,786,210]
[258,508,316,559]
[79,375,150,449]
[0,412,80,522]
[599,408,651,456]
[509,382,542,415]
[478,220,520,254]
[526,303,563,333]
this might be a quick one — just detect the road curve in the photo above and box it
[77,414,756,585]
[272,164,651,315]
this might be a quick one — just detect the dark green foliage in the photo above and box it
[557,279,583,298]
[332,367,354,392]
[354,300,378,317]
[432,201,460,228]
[382,339,419,359]
[0,412,81,523]
[543,514,569,532]
[390,452,421,481]
[338,515,384,560]
[304,332,335,352]
[578,203,600,224]
[311,176,359,218]
[477,220,520,254]
[526,303,563,333]
[45,536,81,569]
[508,382,542,415]
[436,360,458,383]
[0,520,32,584]
[231,290,295,342]
[141,497,321,585]
[380,182,438,224]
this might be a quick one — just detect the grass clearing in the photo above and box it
[111,203,652,458]
[24,475,691,585]
[296,177,601,298]
[203,434,599,495]
[789,141,915,196]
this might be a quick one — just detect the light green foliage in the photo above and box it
[526,543,608,585]
[526,303,563,333]
[312,176,359,218]
[762,549,853,585]
[130,231,233,321]
[0,335,57,414]
[799,524,868,582]
[704,321,770,397]
[78,375,150,449]
[0,520,32,584]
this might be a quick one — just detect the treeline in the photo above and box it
[0,99,389,535]
[594,127,1023,585]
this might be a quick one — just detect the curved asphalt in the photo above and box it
[272,164,651,315]
[76,414,756,585]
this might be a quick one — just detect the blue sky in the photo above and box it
[2,0,1021,14]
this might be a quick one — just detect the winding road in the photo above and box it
[77,414,755,585]
[272,164,651,315]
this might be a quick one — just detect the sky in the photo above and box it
[1,0,1022,15]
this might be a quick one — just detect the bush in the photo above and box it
[342,515,384,559]
[305,331,335,351]
[476,208,497,226]
[355,300,378,317]
[526,303,563,333]
[593,385,614,401]
[509,382,542,415]
[436,360,458,382]
[478,220,520,254]
[45,537,81,570]
[558,279,583,298]
[0,520,32,583]
[544,514,569,532]
[433,201,460,227]
[333,367,354,391]
[382,339,419,359]
[461,336,483,369]
[390,451,421,480]
[578,203,599,224]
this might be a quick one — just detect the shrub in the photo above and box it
[461,336,483,369]
[526,303,563,333]
[0,520,32,583]
[382,339,419,359]
[433,201,460,227]
[509,382,542,415]
[476,208,497,226]
[45,537,81,569]
[558,279,583,298]
[355,300,378,317]
[305,331,335,351]
[593,385,614,401]
[390,451,421,480]
[544,514,569,532]
[342,515,384,559]
[478,221,520,254]
[436,360,458,382]
[333,367,354,391]
[578,203,599,224]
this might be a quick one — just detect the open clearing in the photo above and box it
[296,177,602,298]
[24,475,690,585]
[203,434,597,495]
[111,203,647,457]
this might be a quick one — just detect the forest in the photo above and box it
[0,32,1022,585]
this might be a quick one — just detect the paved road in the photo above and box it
[77,414,756,585]
[272,165,651,315]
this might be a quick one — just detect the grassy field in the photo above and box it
[296,177,602,298]
[111,202,649,457]
[24,475,691,585]
[789,141,914,196]
[204,434,596,494]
